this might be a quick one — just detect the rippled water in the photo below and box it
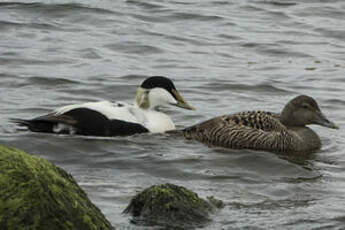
[1,0,345,229]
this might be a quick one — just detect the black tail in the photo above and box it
[10,118,31,127]
[10,118,54,133]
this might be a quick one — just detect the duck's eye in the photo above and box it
[302,104,310,109]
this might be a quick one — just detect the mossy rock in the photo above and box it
[123,183,223,229]
[0,145,114,230]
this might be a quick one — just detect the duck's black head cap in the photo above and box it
[140,76,177,92]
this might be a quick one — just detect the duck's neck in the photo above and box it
[134,88,176,133]
[135,88,150,109]
[280,117,293,127]
[279,109,294,127]
[135,88,163,111]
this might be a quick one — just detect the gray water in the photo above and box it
[1,0,345,229]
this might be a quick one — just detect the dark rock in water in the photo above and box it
[123,183,223,229]
[0,145,114,230]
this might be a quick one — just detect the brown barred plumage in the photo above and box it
[182,95,338,153]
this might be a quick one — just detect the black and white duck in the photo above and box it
[12,76,195,136]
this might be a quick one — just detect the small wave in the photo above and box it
[0,57,76,66]
[294,5,345,20]
[324,98,345,106]
[168,12,224,22]
[119,74,149,80]
[79,48,103,60]
[256,1,297,7]
[315,28,345,42]
[229,198,315,210]
[26,76,79,86]
[0,2,115,15]
[241,42,313,58]
[0,20,59,31]
[200,82,292,95]
[125,0,164,9]
[104,42,164,55]
[130,11,223,24]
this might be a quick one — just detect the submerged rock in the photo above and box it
[0,145,114,230]
[123,183,223,229]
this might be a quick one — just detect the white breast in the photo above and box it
[142,110,175,133]
[54,100,175,133]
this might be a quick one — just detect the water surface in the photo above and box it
[1,1,345,229]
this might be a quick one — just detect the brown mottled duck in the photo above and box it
[182,95,338,153]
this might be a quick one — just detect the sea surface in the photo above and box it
[1,0,345,229]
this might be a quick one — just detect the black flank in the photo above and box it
[63,108,149,136]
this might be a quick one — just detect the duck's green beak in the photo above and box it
[171,89,196,110]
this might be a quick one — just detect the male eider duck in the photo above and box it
[182,95,338,153]
[12,76,195,136]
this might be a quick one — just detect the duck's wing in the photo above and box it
[183,112,292,151]
[230,111,283,131]
[11,101,149,136]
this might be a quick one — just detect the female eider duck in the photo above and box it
[12,76,195,136]
[182,95,338,153]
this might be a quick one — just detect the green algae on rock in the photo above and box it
[123,183,223,229]
[0,145,114,230]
